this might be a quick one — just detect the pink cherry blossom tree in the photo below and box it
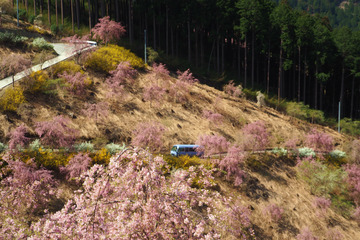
[29,148,255,239]
[58,71,89,96]
[219,145,246,186]
[242,120,269,151]
[1,54,31,87]
[305,128,333,152]
[196,134,229,158]
[82,102,109,123]
[132,122,166,152]
[177,68,199,84]
[91,16,126,45]
[143,83,166,107]
[35,115,78,148]
[223,80,243,98]
[153,62,170,77]
[60,153,91,182]
[8,124,30,151]
[202,110,224,126]
[0,153,57,239]
[262,203,284,223]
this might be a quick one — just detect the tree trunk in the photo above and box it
[166,4,169,55]
[251,29,255,88]
[128,0,133,44]
[88,0,91,31]
[195,28,198,67]
[75,0,80,29]
[153,8,156,49]
[171,26,174,56]
[216,35,219,73]
[315,62,318,109]
[101,0,105,17]
[47,0,51,25]
[187,13,191,63]
[244,35,248,88]
[25,0,28,12]
[200,29,204,68]
[55,0,58,26]
[61,0,63,25]
[208,40,215,72]
[267,40,270,95]
[278,37,283,104]
[351,76,355,119]
[320,81,323,110]
[71,0,74,33]
[34,0,36,15]
[221,37,224,73]
[303,51,307,103]
[340,60,345,118]
[115,0,119,22]
[238,40,241,81]
[298,46,301,102]
[94,0,98,24]
[40,0,43,14]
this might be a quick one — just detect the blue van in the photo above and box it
[170,144,203,157]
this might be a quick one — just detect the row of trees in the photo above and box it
[11,0,360,120]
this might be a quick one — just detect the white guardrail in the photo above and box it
[0,41,97,90]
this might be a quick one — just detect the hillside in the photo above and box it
[1,16,360,240]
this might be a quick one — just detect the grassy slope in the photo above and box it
[0,16,359,240]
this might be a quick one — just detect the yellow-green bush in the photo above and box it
[85,44,144,73]
[23,71,49,93]
[0,86,25,112]
[90,148,111,165]
[163,154,204,170]
[26,25,49,35]
[51,60,83,77]
[22,148,69,169]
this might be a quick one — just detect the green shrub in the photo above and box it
[73,141,94,152]
[18,9,27,21]
[0,142,8,153]
[298,147,316,158]
[286,101,309,120]
[28,14,36,24]
[85,44,145,73]
[271,147,288,156]
[32,37,53,51]
[329,150,346,159]
[297,159,347,198]
[331,194,355,218]
[105,142,126,155]
[0,32,28,47]
[28,139,42,152]
[146,47,159,64]
[50,24,59,35]
[340,118,360,136]
[307,109,325,124]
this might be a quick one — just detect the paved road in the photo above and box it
[0,41,97,90]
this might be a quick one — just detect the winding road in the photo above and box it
[0,41,97,89]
